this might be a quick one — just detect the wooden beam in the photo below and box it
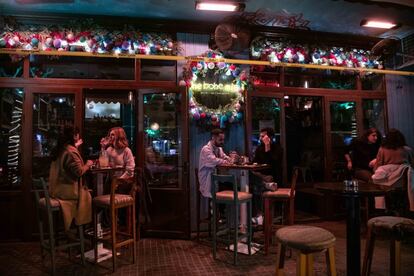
[1,49,413,76]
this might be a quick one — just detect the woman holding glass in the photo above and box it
[100,127,135,178]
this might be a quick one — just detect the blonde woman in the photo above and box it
[100,127,135,178]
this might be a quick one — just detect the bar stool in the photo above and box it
[195,168,212,241]
[362,216,414,276]
[293,165,313,183]
[211,173,252,265]
[275,225,337,276]
[33,178,86,275]
[92,169,140,272]
[263,168,298,254]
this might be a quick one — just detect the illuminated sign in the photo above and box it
[191,82,239,93]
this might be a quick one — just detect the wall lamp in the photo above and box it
[195,1,245,12]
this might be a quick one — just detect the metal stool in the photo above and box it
[275,225,336,276]
[195,168,212,241]
[34,178,86,275]
[362,216,414,276]
[263,168,298,255]
[211,173,253,265]
[92,169,140,272]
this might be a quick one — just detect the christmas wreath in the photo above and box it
[181,50,248,129]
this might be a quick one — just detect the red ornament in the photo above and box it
[200,112,206,119]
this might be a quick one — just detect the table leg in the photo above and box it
[240,170,248,229]
[346,195,361,276]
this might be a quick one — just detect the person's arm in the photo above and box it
[374,147,384,172]
[201,146,228,168]
[64,149,91,178]
[122,147,135,178]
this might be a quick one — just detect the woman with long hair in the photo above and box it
[49,126,94,230]
[101,127,135,178]
[345,127,382,182]
[374,128,413,170]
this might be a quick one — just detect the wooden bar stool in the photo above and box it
[263,168,298,254]
[211,173,253,265]
[92,169,140,272]
[33,178,86,275]
[362,216,414,276]
[275,225,337,276]
[195,168,212,241]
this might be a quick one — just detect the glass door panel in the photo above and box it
[329,101,357,180]
[141,89,189,239]
[32,93,75,179]
[83,89,136,159]
[285,96,324,181]
[363,99,386,135]
[143,93,182,188]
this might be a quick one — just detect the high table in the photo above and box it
[315,182,393,276]
[217,163,270,229]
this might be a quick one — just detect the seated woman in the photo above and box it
[344,127,382,182]
[49,126,94,231]
[100,127,135,178]
[372,128,414,211]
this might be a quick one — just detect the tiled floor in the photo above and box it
[1,220,414,275]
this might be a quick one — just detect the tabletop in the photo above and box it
[218,163,271,171]
[315,181,394,196]
[88,166,125,174]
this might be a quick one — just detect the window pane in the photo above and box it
[32,94,75,179]
[330,101,357,180]
[285,68,356,90]
[143,93,182,188]
[251,97,281,155]
[140,60,176,81]
[363,99,385,135]
[29,55,134,79]
[0,55,23,78]
[250,67,281,87]
[83,90,136,159]
[361,74,384,90]
[0,88,24,190]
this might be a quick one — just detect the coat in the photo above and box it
[49,144,91,230]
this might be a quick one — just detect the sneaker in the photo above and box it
[264,182,278,191]
[252,215,263,226]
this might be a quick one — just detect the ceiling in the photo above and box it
[1,0,414,38]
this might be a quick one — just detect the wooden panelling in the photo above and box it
[386,75,414,146]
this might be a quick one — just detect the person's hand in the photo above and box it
[262,135,271,145]
[347,160,352,170]
[86,160,94,168]
[369,158,377,168]
[75,138,83,148]
[100,137,109,148]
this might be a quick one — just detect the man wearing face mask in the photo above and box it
[198,128,232,198]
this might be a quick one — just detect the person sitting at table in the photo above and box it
[250,127,283,225]
[344,127,382,182]
[372,128,414,211]
[198,128,231,198]
[49,126,94,231]
[100,127,135,179]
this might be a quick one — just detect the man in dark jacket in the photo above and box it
[251,127,283,224]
